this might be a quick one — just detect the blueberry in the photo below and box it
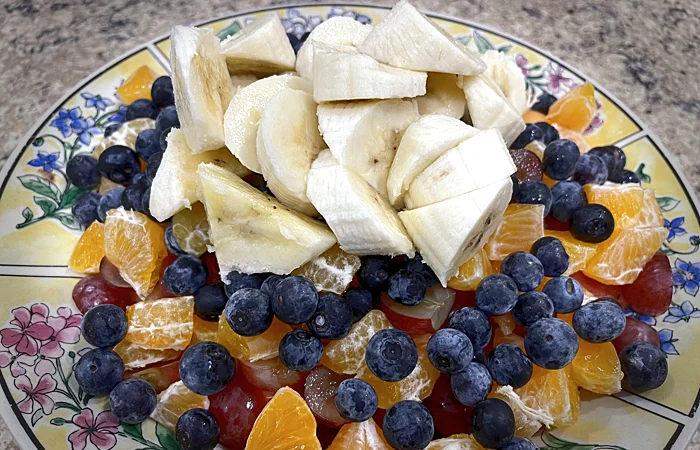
[223,271,265,297]
[135,129,161,161]
[531,236,570,277]
[164,224,186,255]
[383,400,434,450]
[534,122,560,145]
[475,274,519,316]
[366,329,418,382]
[472,349,486,365]
[307,292,353,340]
[160,128,172,151]
[126,99,159,120]
[619,342,668,391]
[97,187,125,222]
[405,253,439,287]
[510,123,544,149]
[516,180,552,215]
[334,378,378,422]
[287,31,310,53]
[500,251,544,292]
[427,328,473,373]
[121,183,147,212]
[104,123,122,137]
[179,341,236,395]
[448,307,492,349]
[98,146,140,184]
[502,437,539,450]
[573,299,626,343]
[176,408,220,450]
[512,291,554,327]
[75,348,124,395]
[141,187,154,219]
[542,139,580,180]
[66,154,101,190]
[542,276,583,313]
[72,192,102,228]
[194,283,227,321]
[279,329,324,371]
[471,398,515,449]
[531,93,557,115]
[81,304,127,348]
[510,173,520,203]
[358,257,391,291]
[450,362,492,406]
[131,172,150,188]
[488,343,533,388]
[156,105,180,132]
[550,180,587,223]
[146,151,164,182]
[388,269,428,306]
[109,379,157,424]
[609,169,640,184]
[164,255,208,295]
[260,274,285,297]
[225,288,272,337]
[573,153,608,185]
[270,276,318,324]
[588,145,626,178]
[344,288,374,322]
[570,203,615,243]
[151,76,175,107]
[524,318,578,369]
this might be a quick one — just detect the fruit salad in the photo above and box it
[67,1,673,449]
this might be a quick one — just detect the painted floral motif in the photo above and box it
[624,307,656,327]
[663,300,700,323]
[671,259,700,296]
[67,409,119,450]
[658,329,680,355]
[540,431,626,449]
[665,217,687,241]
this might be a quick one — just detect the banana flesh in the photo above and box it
[416,72,467,119]
[481,50,528,115]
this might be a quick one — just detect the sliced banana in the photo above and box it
[416,73,467,119]
[171,26,233,154]
[481,50,528,115]
[317,99,419,198]
[358,0,486,75]
[197,162,336,277]
[307,150,415,257]
[220,12,296,76]
[149,128,250,222]
[312,43,427,102]
[256,89,324,216]
[386,115,478,208]
[229,74,258,92]
[223,74,312,173]
[296,17,372,81]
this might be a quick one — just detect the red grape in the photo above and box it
[544,215,571,231]
[372,408,386,428]
[571,272,625,307]
[125,359,181,393]
[99,257,131,288]
[201,252,222,284]
[621,252,673,316]
[238,357,308,394]
[424,373,473,437]
[612,316,660,354]
[317,423,340,448]
[510,149,543,182]
[303,366,350,429]
[72,274,139,313]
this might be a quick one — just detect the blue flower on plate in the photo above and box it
[109,106,128,123]
[27,151,62,172]
[50,107,82,138]
[664,217,686,241]
[80,93,113,112]
[72,116,101,146]
[672,258,700,296]
[327,6,371,24]
[624,306,656,326]
[658,329,679,355]
[663,300,700,323]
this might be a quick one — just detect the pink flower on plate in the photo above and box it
[40,307,82,359]
[0,305,53,356]
[68,409,119,450]
[14,373,56,414]
[515,54,529,76]
[547,66,574,93]
[0,349,35,377]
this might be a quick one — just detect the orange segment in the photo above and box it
[328,418,391,450]
[126,360,181,393]
[522,110,546,124]
[546,83,597,133]
[95,118,155,158]
[638,188,664,228]
[570,340,623,395]
[493,328,525,351]
[544,230,597,275]
[246,386,321,450]
[116,65,160,103]
[448,248,493,291]
[191,315,220,345]
[113,339,181,370]
[426,434,485,449]
[492,312,517,336]
[69,222,105,274]
[583,184,644,228]
[104,207,167,298]
[557,128,590,153]
[490,386,551,438]
[515,365,580,428]
[150,380,209,430]
[125,296,194,351]
[172,203,210,257]
[292,244,361,294]
[217,314,291,363]
[485,204,545,261]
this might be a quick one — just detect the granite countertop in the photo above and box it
[0,0,699,448]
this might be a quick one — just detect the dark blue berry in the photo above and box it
[609,169,640,184]
[121,183,147,212]
[534,122,560,145]
[472,349,486,365]
[131,172,150,188]
[160,128,172,151]
[570,203,615,243]
[524,317,578,369]
[619,342,668,391]
[427,328,473,374]
[512,291,554,327]
[502,437,539,450]
[531,236,570,277]
[500,251,544,292]
[223,271,265,298]
[72,192,102,228]
[543,139,580,180]
[516,180,552,215]
[450,362,492,406]
[475,274,519,316]
[176,408,220,450]
[270,276,318,324]
[164,224,186,255]
[97,187,125,222]
[334,378,378,422]
[405,253,439,287]
[109,379,157,424]
[260,274,285,297]
[287,32,310,53]
[75,348,124,395]
[542,276,583,313]
[141,187,154,220]
[531,93,557,115]
[279,329,323,371]
[98,146,140,184]
[81,304,127,348]
[471,398,515,449]
[383,400,434,450]
[307,292,353,340]
[358,257,391,291]
[344,288,374,322]
[146,151,164,182]
[225,288,273,336]
[194,283,227,321]
[66,154,101,190]
[510,123,543,149]
[135,129,162,161]
[104,123,122,137]
[489,344,534,390]
[164,255,208,295]
[588,145,626,178]
[388,269,427,306]
[151,76,175,108]
[573,299,626,343]
[510,173,520,203]
[366,329,418,382]
[156,105,180,132]
[550,180,587,223]
[126,99,159,121]
[448,307,492,349]
[573,153,608,185]
[179,341,236,395]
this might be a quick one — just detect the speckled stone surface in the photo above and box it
[0,0,698,449]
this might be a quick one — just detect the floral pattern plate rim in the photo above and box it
[0,3,699,450]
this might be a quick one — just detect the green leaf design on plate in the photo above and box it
[21,207,34,222]
[472,31,495,53]
[657,196,680,212]
[155,423,179,450]
[32,137,45,147]
[50,417,67,426]
[217,20,243,41]
[540,432,627,449]
[18,175,62,203]
[59,186,85,209]
[121,422,144,440]
[457,35,472,46]
[34,196,57,215]
[55,212,82,230]
[31,410,43,426]
[498,43,513,53]
[54,401,81,413]
[635,163,651,183]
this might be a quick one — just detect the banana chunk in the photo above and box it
[220,12,296,76]
[307,150,415,257]
[481,50,528,115]
[197,163,336,278]
[416,73,467,119]
[358,0,486,76]
[171,26,233,154]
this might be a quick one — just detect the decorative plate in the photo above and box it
[0,4,698,450]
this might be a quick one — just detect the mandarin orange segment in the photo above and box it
[172,202,210,257]
[191,315,220,345]
[116,65,160,103]
[246,386,321,450]
[638,188,664,228]
[544,230,597,275]
[125,296,194,351]
[321,310,391,375]
[95,118,155,158]
[425,434,485,449]
[570,340,623,395]
[104,207,167,298]
[546,83,597,133]
[516,365,580,428]
[493,312,517,336]
[558,128,590,153]
[328,418,391,450]
[485,204,545,261]
[490,386,551,438]
[292,244,361,295]
[583,183,645,228]
[448,248,493,291]
[492,328,525,351]
[113,339,182,370]
[126,360,181,393]
[69,221,105,274]
[522,110,546,124]
[150,380,210,430]
[217,314,291,362]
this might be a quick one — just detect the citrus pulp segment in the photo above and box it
[125,296,194,350]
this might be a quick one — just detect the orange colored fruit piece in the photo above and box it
[116,65,160,104]
[191,315,220,345]
[638,188,664,228]
[113,339,182,370]
[125,296,194,351]
[104,207,167,298]
[150,380,209,430]
[246,386,321,450]
[557,128,590,153]
[217,314,291,363]
[492,312,517,336]
[522,110,546,124]
[448,248,493,291]
[172,203,210,257]
[126,360,181,393]
[583,184,644,228]
[546,83,597,133]
[516,365,580,428]
[490,386,552,438]
[544,230,597,275]
[292,244,361,294]
[69,222,105,274]
[485,204,545,261]
[95,118,155,159]
[328,418,392,450]
[570,340,623,395]
[425,434,485,449]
